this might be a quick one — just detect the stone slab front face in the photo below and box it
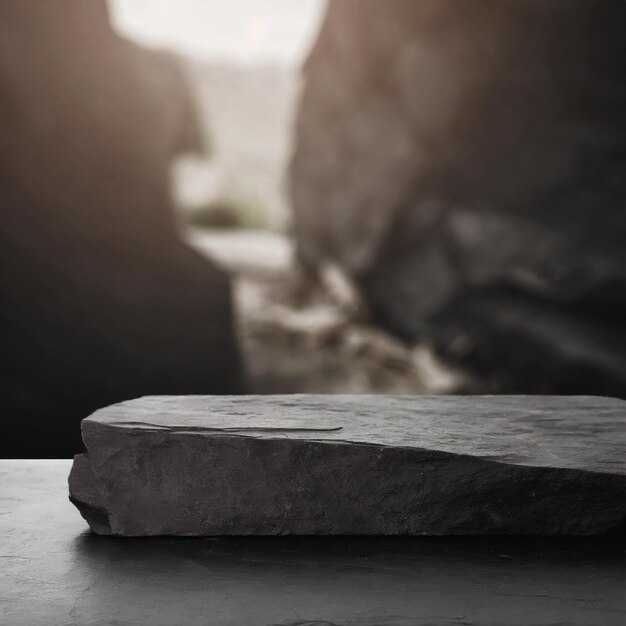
[69,395,626,537]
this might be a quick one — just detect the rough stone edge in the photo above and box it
[69,423,626,537]
[68,453,111,535]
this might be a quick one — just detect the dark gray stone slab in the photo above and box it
[69,395,626,536]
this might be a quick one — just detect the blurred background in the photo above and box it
[1,0,625,458]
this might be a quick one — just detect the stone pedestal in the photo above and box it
[69,395,626,536]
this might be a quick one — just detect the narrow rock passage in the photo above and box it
[187,228,469,394]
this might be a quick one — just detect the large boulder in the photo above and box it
[0,1,243,458]
[290,0,626,396]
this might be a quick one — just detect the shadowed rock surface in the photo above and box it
[290,0,626,396]
[0,1,243,459]
[69,395,626,536]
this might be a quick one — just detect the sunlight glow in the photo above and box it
[108,0,325,65]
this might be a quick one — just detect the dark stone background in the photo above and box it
[0,1,243,458]
[290,0,626,397]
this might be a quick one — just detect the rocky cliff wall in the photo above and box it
[290,0,626,395]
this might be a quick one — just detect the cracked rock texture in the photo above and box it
[69,395,626,536]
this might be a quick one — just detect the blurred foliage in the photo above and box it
[186,197,269,231]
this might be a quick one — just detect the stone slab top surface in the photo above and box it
[84,394,626,476]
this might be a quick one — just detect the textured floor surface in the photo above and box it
[3,460,626,626]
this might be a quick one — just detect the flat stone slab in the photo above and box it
[69,395,626,536]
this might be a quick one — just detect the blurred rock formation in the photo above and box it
[290,0,626,396]
[0,1,243,458]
